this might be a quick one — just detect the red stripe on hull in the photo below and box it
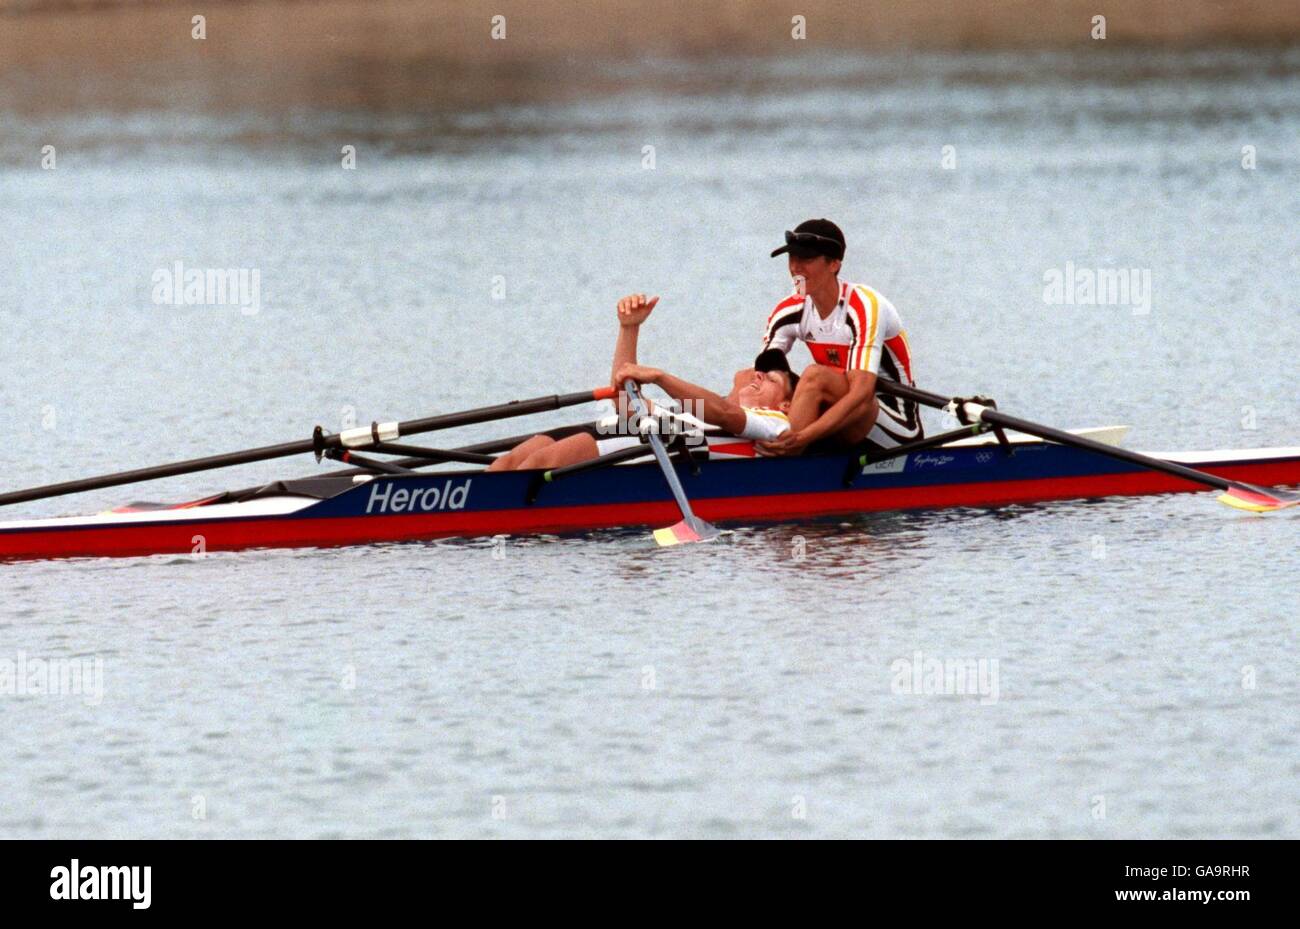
[1,460,1296,561]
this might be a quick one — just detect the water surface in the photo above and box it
[1,48,1297,838]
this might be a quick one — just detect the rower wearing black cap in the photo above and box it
[756,218,923,456]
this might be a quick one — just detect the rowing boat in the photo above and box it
[2,381,1296,561]
[3,427,1297,561]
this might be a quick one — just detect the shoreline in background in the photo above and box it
[3,0,1300,113]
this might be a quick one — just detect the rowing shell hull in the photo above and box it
[2,444,1298,561]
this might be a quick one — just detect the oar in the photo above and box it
[365,442,496,465]
[877,381,1300,513]
[223,423,604,496]
[528,443,658,503]
[0,387,615,508]
[624,381,720,545]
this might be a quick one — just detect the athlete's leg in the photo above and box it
[786,364,842,431]
[516,432,601,470]
[486,434,555,471]
[790,365,879,445]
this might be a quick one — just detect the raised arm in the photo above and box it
[610,294,658,387]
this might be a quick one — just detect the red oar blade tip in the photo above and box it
[1216,483,1300,513]
[652,518,721,547]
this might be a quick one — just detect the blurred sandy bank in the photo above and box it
[3,0,1299,112]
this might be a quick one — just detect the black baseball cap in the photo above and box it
[754,348,800,395]
[770,218,845,260]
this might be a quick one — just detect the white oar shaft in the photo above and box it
[623,382,720,544]
[624,383,696,512]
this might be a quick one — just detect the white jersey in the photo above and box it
[737,407,791,441]
[762,280,915,379]
[762,280,922,447]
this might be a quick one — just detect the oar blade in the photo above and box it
[1217,482,1300,513]
[652,517,721,547]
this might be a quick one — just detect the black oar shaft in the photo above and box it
[326,450,419,476]
[235,425,598,494]
[0,388,609,508]
[390,389,608,435]
[544,442,652,480]
[876,380,1234,493]
[0,440,319,508]
[367,442,496,465]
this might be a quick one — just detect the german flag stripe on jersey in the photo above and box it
[760,280,915,384]
[844,284,878,371]
[886,329,914,384]
[763,293,804,346]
